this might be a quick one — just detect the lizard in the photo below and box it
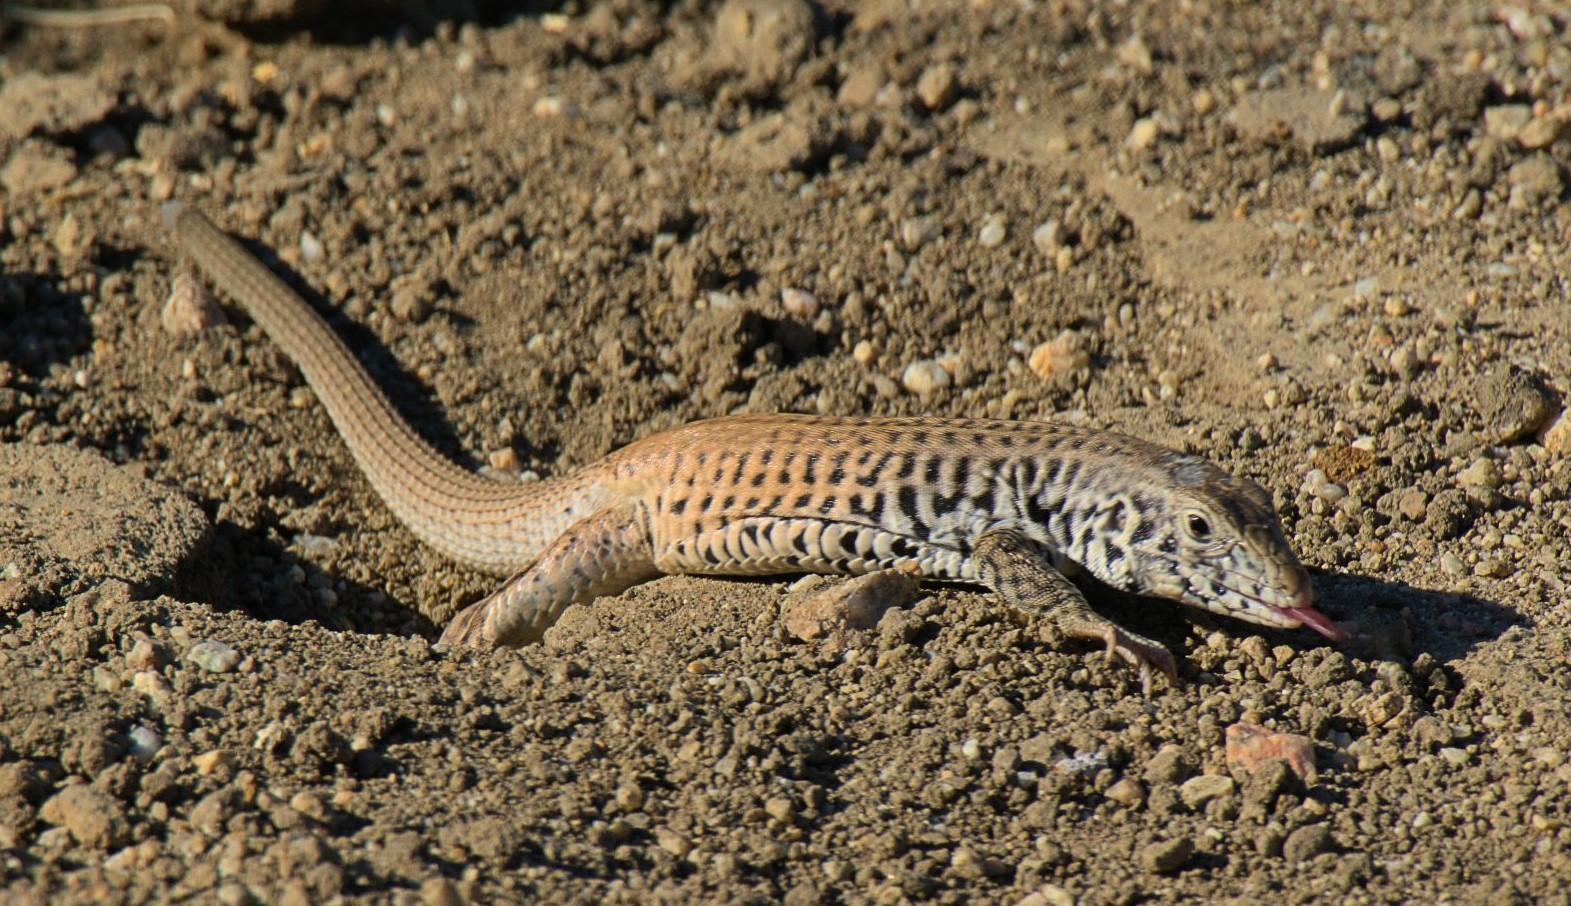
[159,201,1348,687]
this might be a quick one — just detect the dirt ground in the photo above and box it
[3,0,1571,902]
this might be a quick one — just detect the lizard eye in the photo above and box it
[1185,512,1213,541]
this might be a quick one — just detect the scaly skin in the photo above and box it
[161,202,1347,687]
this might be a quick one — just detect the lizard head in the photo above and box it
[1120,455,1348,644]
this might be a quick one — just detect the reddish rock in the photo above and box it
[784,570,921,642]
[1225,722,1317,782]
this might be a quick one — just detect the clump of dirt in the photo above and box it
[0,443,209,613]
[2,1,1571,903]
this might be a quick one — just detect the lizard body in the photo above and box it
[161,202,1346,684]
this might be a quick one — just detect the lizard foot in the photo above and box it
[1093,625,1178,695]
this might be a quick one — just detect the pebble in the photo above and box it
[161,274,225,339]
[1544,409,1571,456]
[1139,836,1193,873]
[391,287,432,323]
[194,750,233,776]
[1031,220,1064,257]
[837,68,881,107]
[977,215,1007,249]
[712,0,816,90]
[0,147,78,196]
[1116,34,1153,74]
[614,784,644,811]
[1458,458,1501,490]
[1388,345,1420,378]
[1281,822,1331,862]
[298,230,323,264]
[851,340,876,366]
[783,570,920,641]
[1178,774,1236,809]
[187,640,242,673]
[1438,747,1471,767]
[39,786,129,849]
[0,763,44,801]
[1302,468,1347,503]
[1475,365,1556,444]
[132,670,173,704]
[1484,104,1532,140]
[1126,117,1161,150]
[1225,722,1316,782]
[915,63,958,110]
[1104,777,1145,807]
[781,287,819,318]
[1397,489,1428,521]
[53,213,89,257]
[126,638,167,672]
[1517,116,1563,150]
[764,796,796,824]
[487,448,521,472]
[1371,97,1402,121]
[128,726,163,762]
[420,877,463,906]
[1027,331,1090,382]
[900,216,940,250]
[1506,154,1562,206]
[1144,744,1192,784]
[1016,884,1075,906]
[902,359,952,396]
[654,825,692,858]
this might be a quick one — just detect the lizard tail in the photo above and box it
[160,202,590,576]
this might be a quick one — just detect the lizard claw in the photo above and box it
[1099,626,1178,692]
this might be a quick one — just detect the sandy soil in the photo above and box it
[3,0,1571,903]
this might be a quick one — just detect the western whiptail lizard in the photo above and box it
[160,201,1347,687]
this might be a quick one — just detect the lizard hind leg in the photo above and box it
[438,503,659,649]
[972,527,1178,693]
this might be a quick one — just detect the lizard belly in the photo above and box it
[651,516,973,580]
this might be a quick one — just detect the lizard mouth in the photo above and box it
[1207,578,1350,645]
[1264,602,1350,644]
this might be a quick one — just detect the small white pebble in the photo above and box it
[532,96,578,118]
[902,359,952,396]
[1031,220,1064,256]
[977,215,1007,249]
[1126,117,1161,150]
[781,287,820,319]
[128,726,162,762]
[299,230,323,264]
[187,640,241,673]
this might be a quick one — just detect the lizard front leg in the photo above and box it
[439,503,659,648]
[973,527,1178,692]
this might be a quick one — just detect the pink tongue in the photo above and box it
[1273,605,1350,644]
